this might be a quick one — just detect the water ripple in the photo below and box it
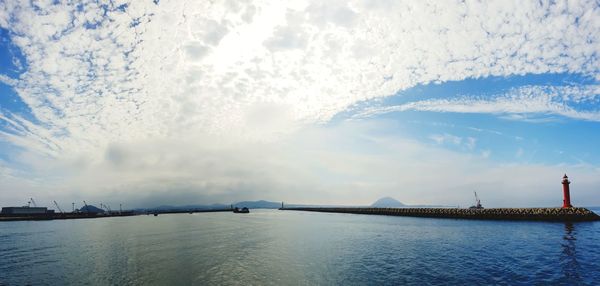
[1,211,599,285]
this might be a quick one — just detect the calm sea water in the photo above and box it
[1,208,599,285]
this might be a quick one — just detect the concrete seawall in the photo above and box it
[280,207,600,222]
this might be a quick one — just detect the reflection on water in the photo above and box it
[1,210,599,285]
[561,222,581,283]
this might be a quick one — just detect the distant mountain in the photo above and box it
[371,197,405,208]
[140,199,452,211]
[151,203,229,211]
[144,200,281,211]
[234,200,281,209]
[78,205,104,214]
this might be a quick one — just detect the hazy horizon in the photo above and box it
[1,1,599,209]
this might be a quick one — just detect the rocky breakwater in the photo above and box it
[280,207,600,222]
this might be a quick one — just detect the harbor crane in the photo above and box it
[100,203,112,214]
[29,198,37,207]
[469,191,483,209]
[53,201,64,213]
[83,201,89,213]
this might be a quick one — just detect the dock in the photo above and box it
[279,207,600,222]
[0,212,136,222]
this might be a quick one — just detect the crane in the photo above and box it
[100,203,112,214]
[469,191,483,209]
[83,200,89,213]
[53,201,64,213]
[29,198,37,207]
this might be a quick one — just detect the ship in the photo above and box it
[233,207,250,213]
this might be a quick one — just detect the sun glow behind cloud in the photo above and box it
[0,0,599,207]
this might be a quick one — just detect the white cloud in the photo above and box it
[429,133,462,146]
[357,84,600,121]
[481,150,492,159]
[465,137,477,150]
[429,133,477,151]
[0,0,599,205]
[514,148,526,161]
[0,74,18,86]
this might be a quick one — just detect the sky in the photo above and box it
[0,0,599,209]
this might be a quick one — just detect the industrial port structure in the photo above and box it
[0,199,135,221]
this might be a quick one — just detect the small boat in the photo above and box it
[233,207,250,213]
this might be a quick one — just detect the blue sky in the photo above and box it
[0,28,26,112]
[0,1,599,208]
[334,73,600,166]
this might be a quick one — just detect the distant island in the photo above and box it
[371,197,405,208]
[371,197,452,208]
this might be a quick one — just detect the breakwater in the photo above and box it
[280,207,600,222]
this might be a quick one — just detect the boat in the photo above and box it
[233,207,250,213]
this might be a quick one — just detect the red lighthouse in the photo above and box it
[562,174,573,208]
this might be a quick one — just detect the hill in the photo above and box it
[78,205,104,214]
[233,200,281,209]
[371,197,405,208]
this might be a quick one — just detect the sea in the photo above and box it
[1,208,599,285]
